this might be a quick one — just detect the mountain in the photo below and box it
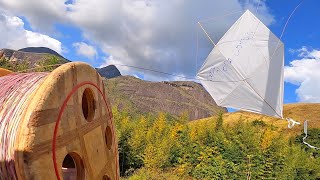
[1,48,224,119]
[1,47,121,78]
[0,48,69,71]
[104,75,227,120]
[18,47,66,59]
[97,65,121,78]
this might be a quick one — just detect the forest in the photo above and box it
[113,108,320,179]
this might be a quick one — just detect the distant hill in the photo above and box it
[1,49,224,119]
[0,47,69,71]
[193,103,320,137]
[18,47,66,59]
[97,65,121,79]
[104,75,227,120]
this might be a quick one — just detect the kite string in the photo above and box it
[279,0,305,42]
[0,73,48,180]
[271,0,306,59]
[111,63,249,83]
[255,0,261,14]
[198,22,216,46]
[196,25,199,76]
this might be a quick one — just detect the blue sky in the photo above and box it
[265,0,320,103]
[0,0,319,104]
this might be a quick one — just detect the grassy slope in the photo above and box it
[192,103,320,137]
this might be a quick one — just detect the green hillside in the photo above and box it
[114,104,320,179]
[196,103,320,137]
[0,48,68,72]
[0,54,65,72]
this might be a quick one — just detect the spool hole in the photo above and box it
[105,126,113,150]
[62,153,84,180]
[102,175,111,180]
[82,88,96,122]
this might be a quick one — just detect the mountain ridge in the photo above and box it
[1,47,225,120]
[0,48,69,71]
[104,75,227,120]
[18,47,66,59]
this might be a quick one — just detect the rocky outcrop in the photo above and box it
[97,65,121,79]
[104,76,227,120]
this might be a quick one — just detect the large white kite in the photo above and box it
[197,10,284,118]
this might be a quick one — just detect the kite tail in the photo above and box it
[285,118,301,128]
[303,120,320,150]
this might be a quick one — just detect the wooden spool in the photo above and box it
[0,68,13,77]
[1,62,119,179]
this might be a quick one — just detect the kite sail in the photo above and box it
[197,10,284,118]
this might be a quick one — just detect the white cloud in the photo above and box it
[0,0,274,80]
[25,31,62,52]
[284,47,320,102]
[73,42,97,59]
[67,0,273,80]
[0,11,62,53]
[0,0,67,32]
